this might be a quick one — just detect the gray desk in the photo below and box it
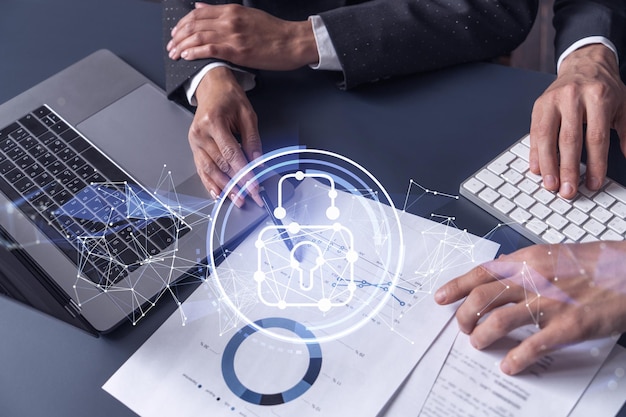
[1,1,624,416]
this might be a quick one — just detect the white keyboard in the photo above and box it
[460,134,626,244]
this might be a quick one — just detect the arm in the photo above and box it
[163,0,262,206]
[167,0,538,90]
[319,0,539,89]
[435,241,626,375]
[529,0,626,199]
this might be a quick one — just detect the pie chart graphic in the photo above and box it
[221,317,322,405]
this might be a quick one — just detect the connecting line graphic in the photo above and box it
[334,277,415,307]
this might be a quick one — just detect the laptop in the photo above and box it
[0,49,269,335]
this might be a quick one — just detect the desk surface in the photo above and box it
[1,1,624,416]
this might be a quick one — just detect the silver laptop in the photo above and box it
[0,49,268,335]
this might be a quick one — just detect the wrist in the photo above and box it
[288,20,320,67]
[560,43,619,75]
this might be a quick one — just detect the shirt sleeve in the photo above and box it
[308,15,342,72]
[183,63,256,106]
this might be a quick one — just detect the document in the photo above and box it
[569,343,626,417]
[103,177,499,417]
[419,326,617,417]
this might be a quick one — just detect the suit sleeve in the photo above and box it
[162,0,243,105]
[319,0,539,89]
[553,0,626,79]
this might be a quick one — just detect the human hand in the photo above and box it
[529,44,626,199]
[435,241,626,375]
[189,65,262,207]
[167,3,319,70]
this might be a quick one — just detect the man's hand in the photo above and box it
[435,241,626,375]
[530,44,626,199]
[190,66,262,207]
[167,3,319,70]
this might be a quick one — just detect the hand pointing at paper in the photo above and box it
[434,241,626,375]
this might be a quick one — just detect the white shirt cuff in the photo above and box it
[184,63,256,106]
[557,36,619,74]
[308,15,342,71]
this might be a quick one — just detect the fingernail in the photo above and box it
[434,288,446,304]
[171,27,177,37]
[559,182,574,197]
[169,48,176,59]
[252,151,262,161]
[588,176,601,190]
[209,189,218,200]
[542,175,557,189]
[166,41,172,51]
[230,193,243,208]
[181,50,188,59]
[500,360,512,375]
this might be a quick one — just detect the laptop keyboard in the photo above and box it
[460,134,626,244]
[0,105,191,287]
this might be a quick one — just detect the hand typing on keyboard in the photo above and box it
[435,240,626,375]
[529,44,626,200]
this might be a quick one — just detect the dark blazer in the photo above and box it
[163,0,538,101]
[553,0,626,79]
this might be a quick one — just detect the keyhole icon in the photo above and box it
[291,241,324,292]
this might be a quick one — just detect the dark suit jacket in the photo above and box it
[553,0,626,80]
[163,0,538,102]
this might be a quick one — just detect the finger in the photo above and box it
[555,100,584,199]
[189,128,246,207]
[455,279,526,334]
[239,110,263,207]
[530,99,560,191]
[583,102,610,191]
[170,27,220,61]
[615,109,626,158]
[434,264,496,305]
[468,302,537,350]
[499,321,575,375]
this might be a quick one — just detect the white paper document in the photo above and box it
[104,177,499,417]
[419,327,617,417]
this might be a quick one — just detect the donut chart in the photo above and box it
[221,317,322,405]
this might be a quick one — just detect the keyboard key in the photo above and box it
[583,218,606,237]
[590,206,613,223]
[509,158,528,174]
[600,229,624,241]
[563,224,585,241]
[462,177,484,195]
[526,219,548,235]
[573,196,595,213]
[549,198,572,215]
[565,208,588,225]
[518,178,539,195]
[546,213,568,230]
[529,202,551,220]
[611,202,626,218]
[542,228,565,243]
[478,187,499,204]
[608,217,626,235]
[497,183,519,200]
[606,183,626,203]
[534,188,556,205]
[476,169,504,189]
[513,193,535,209]
[510,207,531,224]
[488,152,514,174]
[593,192,615,208]
[510,143,530,161]
[502,168,524,185]
[494,197,515,214]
